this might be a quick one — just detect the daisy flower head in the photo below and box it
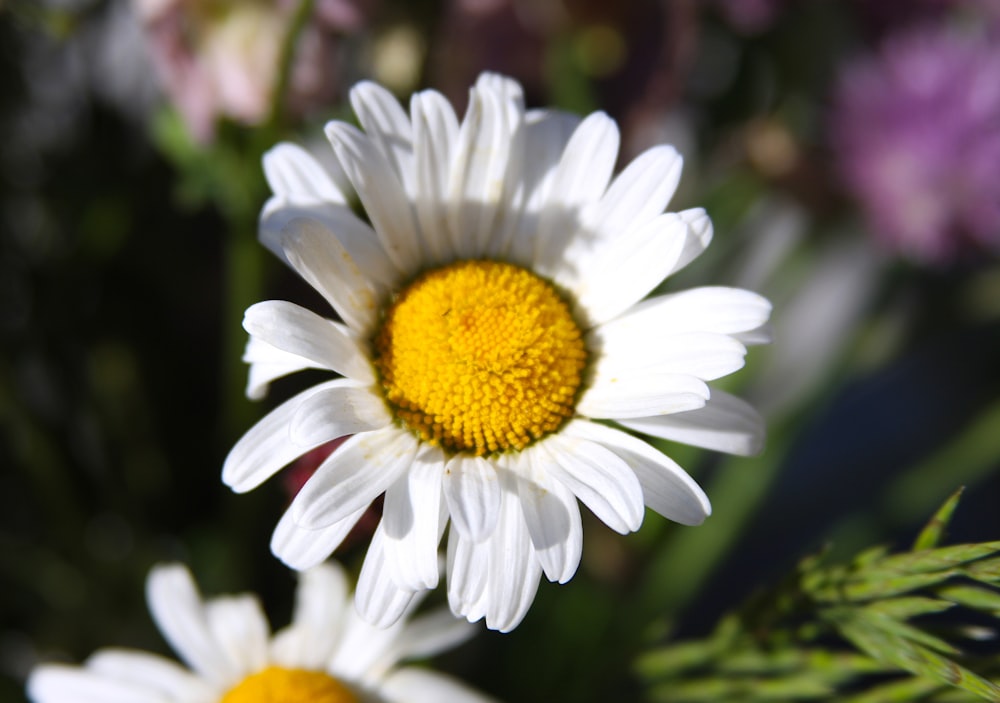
[28,562,490,703]
[225,73,771,632]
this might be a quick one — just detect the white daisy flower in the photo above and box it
[28,562,491,703]
[225,72,771,632]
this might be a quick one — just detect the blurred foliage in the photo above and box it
[637,490,1000,701]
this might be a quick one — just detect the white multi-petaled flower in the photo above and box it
[225,73,771,632]
[28,562,489,703]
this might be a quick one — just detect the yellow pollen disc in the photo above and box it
[220,666,358,703]
[374,260,587,455]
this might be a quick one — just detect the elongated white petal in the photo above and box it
[539,435,644,534]
[380,667,497,703]
[387,608,476,662]
[292,428,417,528]
[270,504,368,570]
[326,122,422,274]
[243,335,316,401]
[355,525,419,628]
[243,301,374,383]
[562,420,711,525]
[619,388,765,456]
[281,218,382,335]
[350,81,415,195]
[588,330,747,382]
[446,528,489,624]
[502,109,581,267]
[448,82,518,258]
[443,454,501,542]
[145,565,235,684]
[270,563,348,668]
[261,204,399,288]
[222,380,348,493]
[534,112,619,276]
[566,212,689,326]
[263,142,347,204]
[583,145,683,241]
[513,447,582,583]
[27,666,171,703]
[86,650,213,701]
[577,372,709,419]
[288,382,392,447]
[411,89,460,265]
[672,208,714,274]
[204,596,269,678]
[382,444,447,590]
[600,286,773,340]
[485,469,542,632]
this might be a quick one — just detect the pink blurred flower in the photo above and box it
[831,24,1000,264]
[133,0,370,143]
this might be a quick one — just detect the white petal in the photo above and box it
[222,380,347,493]
[325,122,422,274]
[350,81,415,195]
[485,468,542,632]
[442,454,501,542]
[204,596,269,678]
[446,528,488,624]
[411,89,460,265]
[145,564,235,685]
[288,382,392,447]
[243,301,374,383]
[382,444,447,590]
[281,218,382,335]
[534,112,619,276]
[512,447,582,584]
[539,434,644,534]
[242,335,316,401]
[380,667,496,703]
[447,81,520,258]
[354,525,419,629]
[588,330,748,382]
[292,427,418,528]
[86,650,212,701]
[583,145,683,241]
[566,212,689,326]
[263,142,347,204]
[261,203,399,288]
[619,388,765,456]
[270,504,368,570]
[27,665,170,703]
[562,420,711,525]
[600,286,773,340]
[576,372,709,419]
[502,109,581,268]
[672,208,714,274]
[270,563,349,669]
[388,608,476,662]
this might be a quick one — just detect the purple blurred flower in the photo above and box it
[832,25,1000,263]
[134,0,370,143]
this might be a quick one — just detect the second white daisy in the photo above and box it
[225,72,772,632]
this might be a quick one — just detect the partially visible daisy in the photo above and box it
[226,73,771,631]
[28,562,490,703]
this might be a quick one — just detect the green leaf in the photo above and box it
[914,488,965,551]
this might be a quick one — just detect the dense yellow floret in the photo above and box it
[220,666,358,703]
[374,260,587,455]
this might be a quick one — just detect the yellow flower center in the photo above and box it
[374,260,587,455]
[220,666,358,703]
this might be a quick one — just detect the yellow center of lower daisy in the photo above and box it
[374,260,587,455]
[220,666,358,703]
